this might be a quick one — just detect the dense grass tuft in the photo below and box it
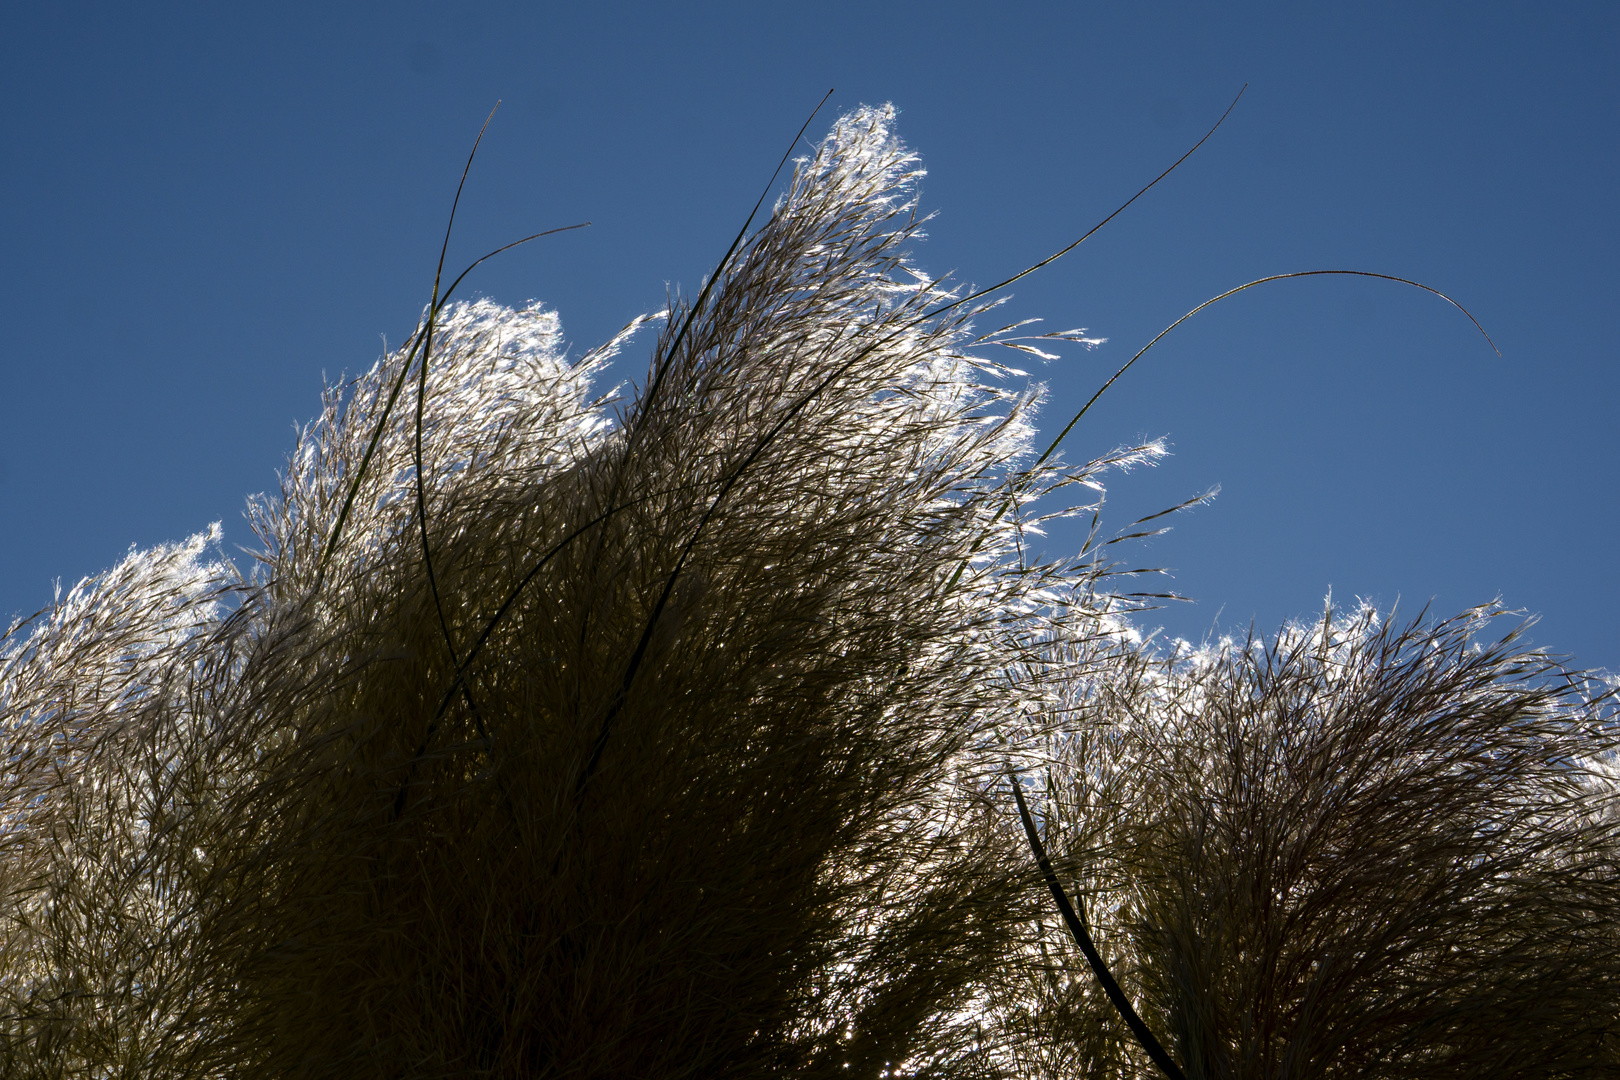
[995,605,1620,1078]
[2,106,1615,1078]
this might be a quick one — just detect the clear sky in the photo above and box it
[3,3,1616,668]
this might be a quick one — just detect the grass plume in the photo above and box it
[995,605,1619,1078]
[1,104,1615,1079]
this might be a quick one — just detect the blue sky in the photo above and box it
[2,3,1616,667]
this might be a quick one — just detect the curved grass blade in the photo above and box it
[1011,773,1189,1080]
[1035,269,1500,471]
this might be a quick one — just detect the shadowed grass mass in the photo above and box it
[2,106,1616,1078]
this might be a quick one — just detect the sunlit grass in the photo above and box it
[1,104,1614,1079]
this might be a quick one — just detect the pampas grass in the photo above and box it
[0,105,1141,1078]
[1,103,1615,1078]
[997,605,1620,1078]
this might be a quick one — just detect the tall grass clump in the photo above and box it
[0,105,1151,1078]
[995,605,1620,1078]
[2,102,1616,1079]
